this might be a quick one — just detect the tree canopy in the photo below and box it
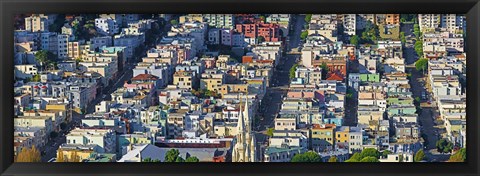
[350,35,360,47]
[414,150,426,162]
[291,151,322,162]
[165,149,181,162]
[266,128,275,137]
[16,146,41,162]
[305,14,312,23]
[328,156,338,162]
[415,58,428,73]
[436,138,454,153]
[289,64,299,79]
[360,156,380,162]
[448,148,466,162]
[143,157,161,162]
[185,156,200,162]
[300,31,308,40]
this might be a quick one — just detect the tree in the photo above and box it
[328,156,338,162]
[16,146,41,162]
[414,40,424,56]
[175,156,185,162]
[347,152,363,162]
[381,150,392,158]
[414,97,421,104]
[414,150,426,162]
[185,156,200,162]
[266,128,275,137]
[320,62,329,80]
[360,156,379,162]
[259,15,266,23]
[415,58,428,74]
[360,148,380,159]
[291,151,321,162]
[305,14,312,23]
[300,31,308,40]
[436,139,454,153]
[256,36,265,43]
[350,35,360,47]
[170,19,178,26]
[289,64,299,79]
[400,32,406,44]
[143,157,161,162]
[31,74,41,82]
[164,149,180,162]
[398,154,404,162]
[448,148,466,162]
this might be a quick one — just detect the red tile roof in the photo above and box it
[132,74,159,81]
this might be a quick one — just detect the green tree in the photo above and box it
[164,149,180,162]
[300,31,308,40]
[34,50,50,71]
[414,150,426,162]
[350,35,360,47]
[360,148,380,159]
[185,156,200,162]
[381,150,392,158]
[170,19,179,26]
[289,64,299,79]
[414,97,421,104]
[415,58,428,73]
[360,156,379,162]
[175,156,185,162]
[414,40,424,56]
[320,62,329,80]
[398,154,404,162]
[266,128,275,137]
[436,138,454,153]
[305,14,312,23]
[328,156,338,162]
[142,157,161,162]
[448,148,466,162]
[256,36,265,43]
[31,74,41,82]
[348,152,362,162]
[291,151,321,162]
[400,32,406,44]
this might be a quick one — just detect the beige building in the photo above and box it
[173,71,196,90]
[25,14,49,32]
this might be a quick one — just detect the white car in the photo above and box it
[48,158,56,162]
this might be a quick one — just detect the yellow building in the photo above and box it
[200,73,225,92]
[311,124,336,151]
[57,148,95,162]
[219,84,249,96]
[173,71,195,90]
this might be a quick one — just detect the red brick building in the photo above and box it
[235,23,281,42]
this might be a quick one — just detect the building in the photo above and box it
[95,17,120,35]
[25,14,49,32]
[311,124,336,151]
[232,95,257,162]
[66,128,117,154]
[235,23,281,43]
[173,71,197,90]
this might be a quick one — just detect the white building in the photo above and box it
[95,18,120,35]
[25,14,49,32]
[66,128,117,153]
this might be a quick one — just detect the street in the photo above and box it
[401,23,449,162]
[255,15,305,161]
